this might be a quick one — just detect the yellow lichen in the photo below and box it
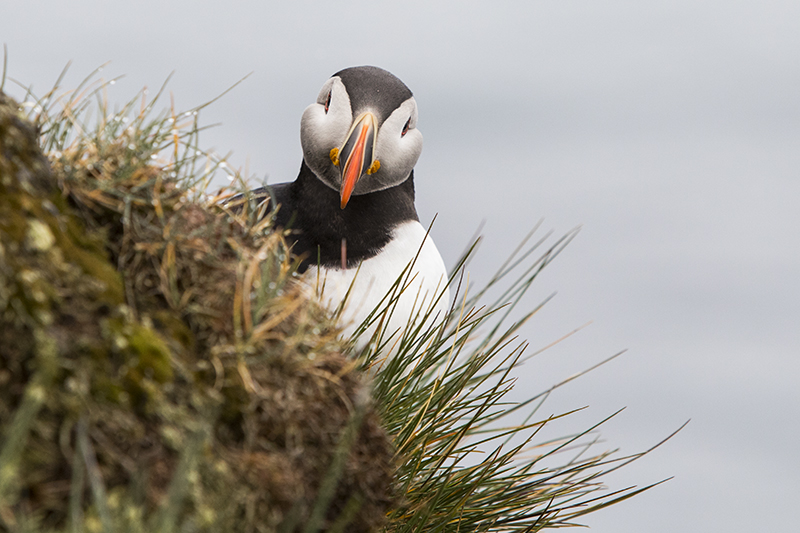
[25,219,55,252]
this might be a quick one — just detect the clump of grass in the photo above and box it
[1,65,395,532]
[355,227,684,531]
[0,63,680,533]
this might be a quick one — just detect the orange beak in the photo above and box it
[338,112,378,209]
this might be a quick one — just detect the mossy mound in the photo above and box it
[0,92,394,532]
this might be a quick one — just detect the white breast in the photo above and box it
[306,221,450,354]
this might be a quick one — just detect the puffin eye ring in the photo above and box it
[401,117,411,137]
[324,91,331,114]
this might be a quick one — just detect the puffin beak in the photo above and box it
[338,112,379,209]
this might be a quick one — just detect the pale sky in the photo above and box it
[3,1,798,531]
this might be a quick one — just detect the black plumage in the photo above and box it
[245,161,418,271]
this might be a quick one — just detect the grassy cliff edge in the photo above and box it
[0,88,394,532]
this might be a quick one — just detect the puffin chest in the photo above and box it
[306,220,450,349]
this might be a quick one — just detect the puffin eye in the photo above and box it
[324,91,331,114]
[401,117,411,137]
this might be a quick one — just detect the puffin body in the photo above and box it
[248,66,449,349]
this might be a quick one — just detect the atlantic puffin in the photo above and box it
[245,66,449,351]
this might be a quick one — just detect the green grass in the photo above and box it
[353,222,683,531]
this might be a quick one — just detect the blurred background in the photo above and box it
[3,1,798,531]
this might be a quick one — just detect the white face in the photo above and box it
[300,76,423,195]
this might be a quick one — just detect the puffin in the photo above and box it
[244,66,449,351]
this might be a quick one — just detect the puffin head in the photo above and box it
[300,66,423,209]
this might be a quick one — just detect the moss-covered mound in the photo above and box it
[0,92,394,532]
